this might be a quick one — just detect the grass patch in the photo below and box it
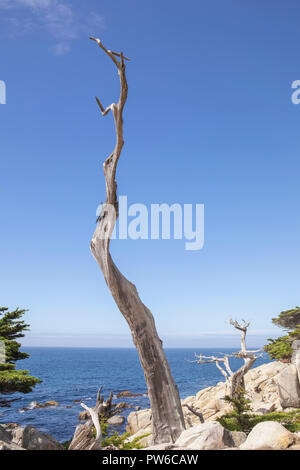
[218,409,300,433]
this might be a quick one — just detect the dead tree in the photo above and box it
[194,319,262,398]
[80,386,118,448]
[89,38,185,444]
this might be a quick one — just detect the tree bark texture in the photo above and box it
[89,38,185,444]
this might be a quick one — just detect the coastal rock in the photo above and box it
[0,440,25,451]
[174,422,230,450]
[116,390,144,398]
[240,422,296,450]
[22,425,63,450]
[69,420,100,451]
[11,427,24,447]
[107,415,125,426]
[144,443,172,450]
[127,408,152,434]
[275,365,300,408]
[126,361,289,444]
[226,431,247,447]
[115,401,134,410]
[126,428,152,448]
[20,400,59,412]
[43,401,59,407]
[0,425,11,444]
[0,423,24,447]
[292,341,300,383]
[78,410,90,421]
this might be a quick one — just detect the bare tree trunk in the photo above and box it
[229,356,257,399]
[195,319,262,399]
[89,38,185,445]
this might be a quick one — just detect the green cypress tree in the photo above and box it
[264,306,300,361]
[0,307,41,394]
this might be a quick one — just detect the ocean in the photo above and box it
[0,347,270,442]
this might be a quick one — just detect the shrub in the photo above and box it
[264,306,300,361]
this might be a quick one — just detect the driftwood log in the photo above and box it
[89,38,185,444]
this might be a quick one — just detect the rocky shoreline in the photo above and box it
[1,360,300,450]
[127,360,300,450]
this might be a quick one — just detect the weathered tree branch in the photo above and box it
[229,318,250,353]
[194,319,262,398]
[182,404,204,423]
[80,402,102,446]
[89,38,185,444]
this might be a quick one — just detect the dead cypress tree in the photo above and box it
[89,38,185,444]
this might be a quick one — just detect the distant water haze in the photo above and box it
[20,329,281,349]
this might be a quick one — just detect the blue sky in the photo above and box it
[0,0,299,348]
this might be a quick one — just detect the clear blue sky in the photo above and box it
[1,0,299,348]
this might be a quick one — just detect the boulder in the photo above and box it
[107,415,125,426]
[292,341,300,384]
[127,409,151,434]
[20,400,59,412]
[0,424,24,447]
[115,402,134,410]
[78,410,90,421]
[116,390,144,398]
[69,420,100,451]
[11,427,24,447]
[240,422,296,450]
[174,422,230,450]
[0,425,11,444]
[126,428,152,448]
[0,440,25,451]
[226,431,247,447]
[43,401,59,407]
[125,361,290,441]
[253,402,276,414]
[22,425,63,450]
[275,364,300,408]
[144,443,171,450]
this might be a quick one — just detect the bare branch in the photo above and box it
[90,37,120,68]
[95,97,113,117]
[193,319,261,398]
[229,318,250,332]
[111,50,131,61]
[182,404,204,423]
[96,385,103,405]
[80,402,102,445]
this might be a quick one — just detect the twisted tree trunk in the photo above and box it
[89,38,185,444]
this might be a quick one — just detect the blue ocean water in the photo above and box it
[0,348,270,442]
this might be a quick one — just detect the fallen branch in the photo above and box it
[182,404,204,423]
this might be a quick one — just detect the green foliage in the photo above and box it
[61,439,72,450]
[217,388,253,433]
[264,306,300,361]
[218,386,300,434]
[0,307,41,394]
[102,431,149,450]
[248,410,300,433]
[93,419,149,449]
[264,336,293,361]
[272,307,300,330]
[219,408,300,434]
